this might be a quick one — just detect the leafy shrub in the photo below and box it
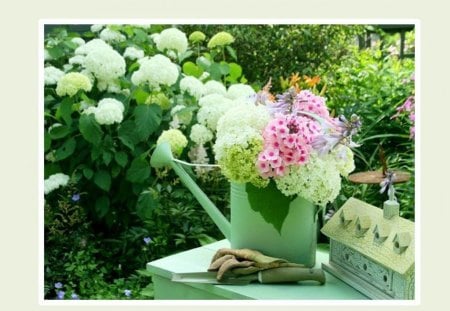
[324,44,415,219]
[43,24,246,299]
[180,24,365,91]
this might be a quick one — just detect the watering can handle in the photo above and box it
[150,142,231,241]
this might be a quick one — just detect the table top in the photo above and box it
[147,240,368,300]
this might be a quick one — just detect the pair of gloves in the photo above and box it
[208,248,304,280]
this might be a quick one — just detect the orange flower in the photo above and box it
[289,72,301,87]
[303,75,321,88]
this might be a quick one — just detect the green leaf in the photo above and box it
[179,50,193,62]
[136,190,157,220]
[95,196,110,218]
[133,88,150,105]
[133,28,148,43]
[59,98,74,126]
[126,156,150,183]
[219,62,230,76]
[209,63,222,80]
[44,131,51,152]
[226,46,237,60]
[114,151,128,168]
[83,167,94,180]
[111,165,121,178]
[196,56,211,70]
[196,233,218,246]
[54,138,76,161]
[228,62,242,80]
[118,120,139,151]
[47,46,64,59]
[134,105,162,141]
[246,181,293,234]
[49,125,71,139]
[182,61,204,78]
[79,114,103,145]
[103,151,112,166]
[94,170,111,191]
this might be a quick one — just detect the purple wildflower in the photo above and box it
[71,293,79,300]
[56,290,65,300]
[143,237,153,245]
[312,114,362,155]
[71,193,80,202]
[54,282,63,289]
[124,289,132,297]
[267,87,297,115]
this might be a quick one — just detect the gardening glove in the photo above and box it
[208,248,304,280]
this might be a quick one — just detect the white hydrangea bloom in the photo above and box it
[84,47,126,82]
[203,80,227,96]
[68,55,85,66]
[94,98,124,125]
[100,28,126,43]
[75,38,111,55]
[71,37,85,46]
[329,145,355,177]
[63,64,73,72]
[156,28,188,54]
[82,106,97,115]
[90,24,104,33]
[44,66,65,85]
[198,93,231,107]
[227,83,256,100]
[179,76,205,99]
[150,33,160,45]
[123,46,145,60]
[190,124,214,145]
[131,54,179,88]
[275,152,342,206]
[44,173,70,195]
[213,104,270,187]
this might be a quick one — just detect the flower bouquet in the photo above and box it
[209,82,361,265]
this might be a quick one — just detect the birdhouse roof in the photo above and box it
[321,197,415,275]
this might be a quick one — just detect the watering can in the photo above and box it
[151,142,318,267]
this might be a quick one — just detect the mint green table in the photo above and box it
[146,240,368,300]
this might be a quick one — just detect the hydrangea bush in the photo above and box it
[44,25,249,298]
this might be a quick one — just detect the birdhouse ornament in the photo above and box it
[321,166,415,299]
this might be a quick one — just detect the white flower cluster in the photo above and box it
[83,98,125,125]
[44,173,70,195]
[84,47,126,88]
[197,94,235,132]
[214,104,271,186]
[123,46,145,60]
[156,28,188,54]
[75,39,110,56]
[99,28,126,43]
[68,55,85,66]
[44,66,65,85]
[227,83,256,100]
[90,24,104,33]
[204,80,227,96]
[71,37,85,46]
[131,54,179,89]
[190,124,213,145]
[56,72,92,97]
[157,129,188,156]
[179,76,205,99]
[188,144,212,176]
[330,145,356,177]
[275,152,342,206]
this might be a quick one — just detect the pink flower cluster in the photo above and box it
[257,115,321,178]
[391,96,415,139]
[293,90,330,120]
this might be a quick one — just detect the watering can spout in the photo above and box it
[150,142,231,241]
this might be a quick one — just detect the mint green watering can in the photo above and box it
[151,142,318,267]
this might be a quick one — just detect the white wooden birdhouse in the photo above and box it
[321,197,415,299]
